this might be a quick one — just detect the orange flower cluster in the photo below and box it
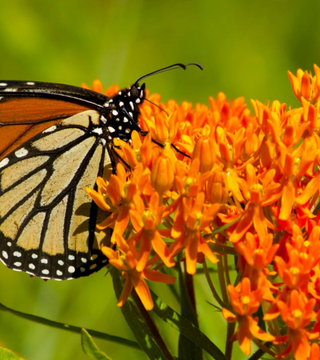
[86,64,320,359]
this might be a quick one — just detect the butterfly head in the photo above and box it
[104,83,145,121]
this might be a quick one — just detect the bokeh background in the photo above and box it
[0,1,320,359]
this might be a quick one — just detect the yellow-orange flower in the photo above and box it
[129,192,174,270]
[169,192,220,274]
[102,234,175,310]
[288,64,320,103]
[222,278,275,355]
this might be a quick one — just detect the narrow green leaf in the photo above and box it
[81,329,111,360]
[178,262,202,360]
[0,347,25,360]
[0,302,140,350]
[111,268,175,360]
[150,290,227,360]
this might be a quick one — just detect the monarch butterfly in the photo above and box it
[0,63,202,280]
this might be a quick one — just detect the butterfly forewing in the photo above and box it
[0,82,108,160]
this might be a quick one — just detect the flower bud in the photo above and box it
[193,136,216,173]
[207,171,228,205]
[151,155,174,195]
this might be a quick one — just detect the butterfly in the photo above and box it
[0,63,202,280]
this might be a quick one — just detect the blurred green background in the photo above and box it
[0,0,320,359]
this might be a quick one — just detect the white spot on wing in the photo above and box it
[56,270,63,276]
[112,110,118,116]
[123,117,128,123]
[14,262,22,267]
[15,148,28,158]
[26,82,35,85]
[108,126,115,133]
[58,260,64,266]
[31,254,38,259]
[13,251,22,257]
[130,101,134,111]
[92,128,103,135]
[68,255,75,261]
[119,101,124,107]
[0,82,7,86]
[0,158,9,168]
[41,259,48,264]
[81,257,87,263]
[42,269,49,275]
[42,125,57,133]
[68,266,75,273]
[4,88,18,92]
[2,251,8,259]
[29,263,36,270]
[136,98,141,104]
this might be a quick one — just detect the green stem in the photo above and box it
[178,260,203,360]
[225,322,235,360]
[217,258,229,305]
[203,259,224,308]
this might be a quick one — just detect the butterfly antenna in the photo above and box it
[134,62,203,86]
[144,98,168,116]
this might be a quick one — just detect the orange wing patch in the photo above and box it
[0,98,90,160]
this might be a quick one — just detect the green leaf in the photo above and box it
[0,347,25,360]
[150,290,227,360]
[0,302,140,350]
[111,268,175,360]
[177,262,202,360]
[81,329,111,360]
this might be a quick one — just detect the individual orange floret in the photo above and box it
[129,192,175,270]
[273,290,318,360]
[222,277,275,355]
[86,162,149,243]
[102,234,175,310]
[168,191,220,275]
[288,64,320,103]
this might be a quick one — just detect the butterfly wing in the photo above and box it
[0,82,114,280]
[0,81,107,159]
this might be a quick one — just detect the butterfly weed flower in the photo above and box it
[84,65,320,359]
[222,277,275,355]
[287,64,320,103]
[101,233,175,310]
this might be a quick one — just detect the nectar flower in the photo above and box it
[102,234,175,310]
[222,278,275,355]
[288,64,320,103]
[83,65,320,359]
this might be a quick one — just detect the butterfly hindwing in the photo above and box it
[0,110,112,280]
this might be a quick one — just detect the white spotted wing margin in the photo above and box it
[0,110,112,280]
